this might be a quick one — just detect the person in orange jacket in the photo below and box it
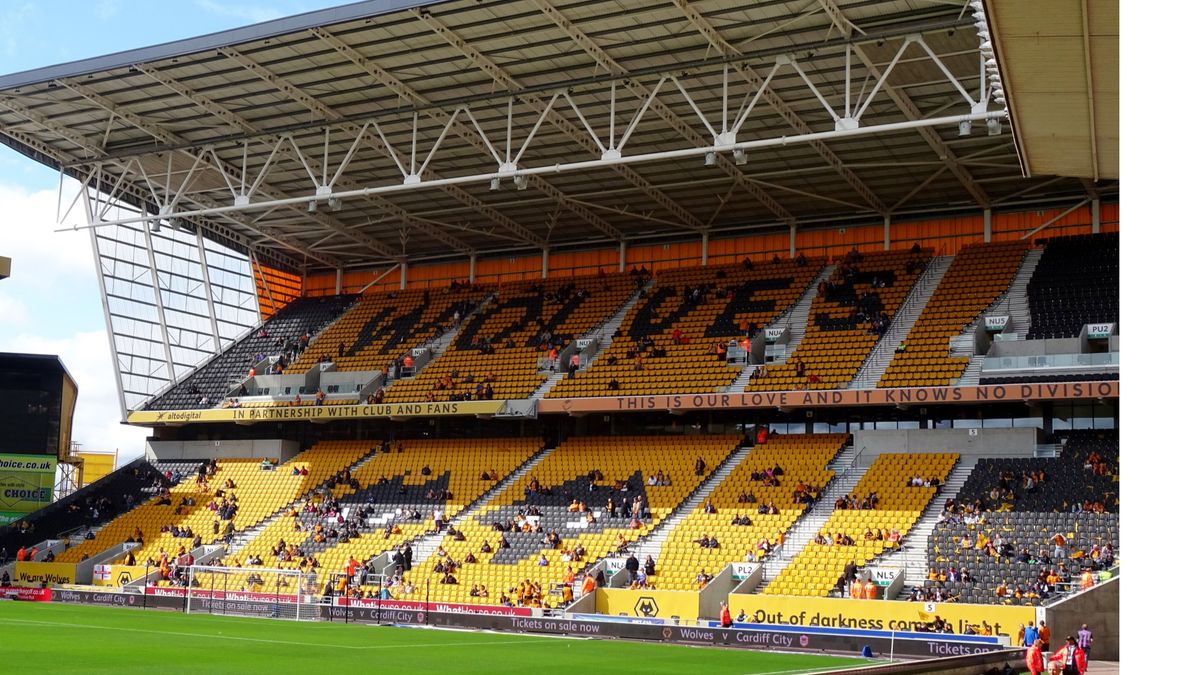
[849,577,864,599]
[1049,635,1087,674]
[862,579,877,599]
[1025,638,1046,674]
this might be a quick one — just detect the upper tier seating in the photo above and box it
[547,259,823,397]
[192,438,540,593]
[747,249,932,392]
[0,460,202,554]
[383,275,638,403]
[403,434,739,607]
[764,451,958,597]
[56,444,371,565]
[285,286,488,376]
[652,434,847,591]
[879,242,1026,388]
[1027,233,1118,340]
[144,295,359,410]
[923,431,1118,605]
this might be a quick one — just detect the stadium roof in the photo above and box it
[0,0,1117,272]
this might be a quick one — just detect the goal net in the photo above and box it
[184,565,321,621]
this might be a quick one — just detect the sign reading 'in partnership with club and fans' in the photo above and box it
[0,454,57,526]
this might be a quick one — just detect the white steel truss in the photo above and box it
[56,32,1005,234]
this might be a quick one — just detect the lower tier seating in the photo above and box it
[764,452,958,597]
[57,442,371,565]
[652,434,847,590]
[400,434,739,607]
[193,438,541,593]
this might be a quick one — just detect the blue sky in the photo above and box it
[0,1,334,465]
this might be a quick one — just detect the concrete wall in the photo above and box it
[1046,576,1119,661]
[853,428,1037,459]
[146,439,301,462]
[698,565,735,620]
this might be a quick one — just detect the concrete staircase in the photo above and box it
[997,248,1042,340]
[408,446,554,567]
[530,283,649,399]
[849,256,953,388]
[877,456,979,592]
[757,444,867,589]
[727,265,834,393]
[955,357,985,386]
[628,444,754,564]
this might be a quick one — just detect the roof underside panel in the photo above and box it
[0,0,1115,270]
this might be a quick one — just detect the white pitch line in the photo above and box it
[0,617,558,651]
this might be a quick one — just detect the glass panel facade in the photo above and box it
[94,223,259,411]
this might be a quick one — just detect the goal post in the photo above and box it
[184,565,317,621]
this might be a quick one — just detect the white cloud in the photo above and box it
[0,181,147,468]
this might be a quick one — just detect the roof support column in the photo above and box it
[541,247,549,279]
[618,240,627,273]
[335,267,343,295]
[469,253,477,283]
[193,227,225,351]
[789,222,797,258]
[983,208,993,243]
[141,219,178,383]
[1091,199,1101,234]
[883,215,891,251]
[87,224,129,418]
[701,231,709,266]
[400,261,408,290]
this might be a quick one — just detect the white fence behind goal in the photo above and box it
[184,565,322,621]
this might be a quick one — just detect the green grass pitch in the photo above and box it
[0,602,872,674]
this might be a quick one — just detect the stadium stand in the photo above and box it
[923,431,1118,605]
[764,451,958,597]
[193,438,541,593]
[400,435,739,607]
[0,459,202,554]
[144,295,358,410]
[652,434,848,591]
[546,259,823,397]
[382,275,638,402]
[1026,233,1119,340]
[56,444,372,565]
[284,286,487,376]
[746,249,932,392]
[878,242,1026,387]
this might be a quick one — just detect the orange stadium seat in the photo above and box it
[652,434,848,591]
[546,259,823,398]
[764,451,958,597]
[382,274,639,403]
[878,242,1026,388]
[747,249,932,392]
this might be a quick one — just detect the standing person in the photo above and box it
[1026,639,1046,675]
[1023,621,1040,648]
[720,602,732,628]
[1050,636,1087,674]
[1038,620,1050,646]
[1076,624,1093,659]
